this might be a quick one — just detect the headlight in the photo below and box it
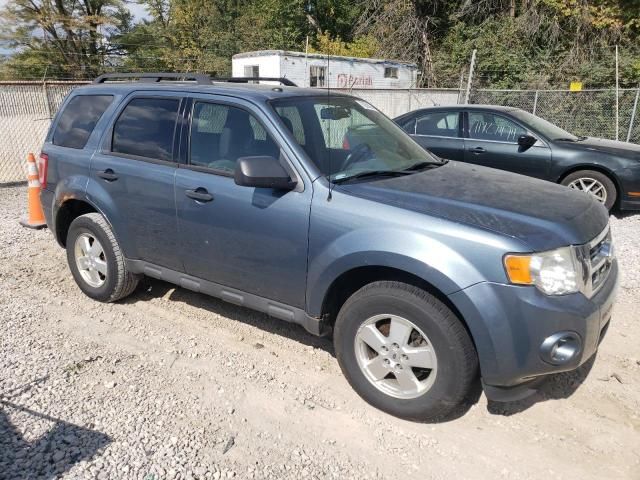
[504,246,585,295]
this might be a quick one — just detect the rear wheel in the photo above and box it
[561,170,617,210]
[333,281,478,421]
[66,213,140,302]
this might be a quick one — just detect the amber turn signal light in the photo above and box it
[504,255,533,284]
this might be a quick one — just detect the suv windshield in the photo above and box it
[510,109,580,141]
[271,96,442,182]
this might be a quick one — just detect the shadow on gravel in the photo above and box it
[125,277,335,354]
[0,399,110,479]
[486,354,597,417]
[426,380,485,424]
[611,210,639,220]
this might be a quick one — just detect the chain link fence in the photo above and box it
[0,81,87,184]
[1,81,638,185]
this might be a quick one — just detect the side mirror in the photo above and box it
[517,134,537,149]
[234,156,297,190]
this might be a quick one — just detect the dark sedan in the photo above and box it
[394,105,640,210]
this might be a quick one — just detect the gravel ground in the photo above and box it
[1,184,639,480]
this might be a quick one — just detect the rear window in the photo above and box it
[52,95,113,149]
[112,97,180,161]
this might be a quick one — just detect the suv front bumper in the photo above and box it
[448,259,618,400]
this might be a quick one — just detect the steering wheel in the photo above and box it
[341,143,373,171]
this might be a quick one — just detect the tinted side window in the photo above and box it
[469,112,526,143]
[416,112,459,137]
[189,102,280,173]
[53,95,113,149]
[112,98,180,161]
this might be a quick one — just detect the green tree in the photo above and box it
[309,32,378,57]
[0,0,131,79]
[358,0,640,88]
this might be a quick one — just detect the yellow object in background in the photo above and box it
[570,81,583,91]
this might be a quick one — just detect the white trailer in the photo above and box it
[232,50,418,89]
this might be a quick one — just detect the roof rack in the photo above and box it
[215,77,298,87]
[94,72,212,84]
[93,73,297,87]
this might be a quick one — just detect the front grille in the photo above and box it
[583,227,613,297]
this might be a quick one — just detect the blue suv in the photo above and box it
[39,73,618,421]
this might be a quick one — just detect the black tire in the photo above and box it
[560,170,617,210]
[334,281,478,421]
[66,213,140,302]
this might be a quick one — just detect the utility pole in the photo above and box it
[627,86,640,143]
[304,35,309,88]
[615,44,620,141]
[464,49,477,105]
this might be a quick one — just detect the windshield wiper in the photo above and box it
[332,170,411,184]
[334,160,446,184]
[401,159,447,172]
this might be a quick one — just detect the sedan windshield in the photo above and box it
[270,96,442,182]
[510,109,580,141]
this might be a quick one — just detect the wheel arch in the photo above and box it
[319,265,476,347]
[55,199,98,247]
[54,196,123,253]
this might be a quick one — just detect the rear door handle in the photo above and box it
[185,188,214,202]
[97,169,118,181]
[469,147,486,154]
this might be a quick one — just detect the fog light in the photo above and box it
[540,332,582,365]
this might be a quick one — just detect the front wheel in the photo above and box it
[561,170,617,210]
[333,281,478,421]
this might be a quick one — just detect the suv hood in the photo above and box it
[562,137,640,159]
[338,161,608,251]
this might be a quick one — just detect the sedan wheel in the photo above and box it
[567,177,607,204]
[561,169,617,210]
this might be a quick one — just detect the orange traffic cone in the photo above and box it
[19,153,47,229]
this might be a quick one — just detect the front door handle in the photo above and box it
[185,188,214,202]
[97,169,118,181]
[469,147,486,154]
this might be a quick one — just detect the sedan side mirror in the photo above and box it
[234,156,297,190]
[517,134,537,150]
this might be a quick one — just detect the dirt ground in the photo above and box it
[1,184,639,479]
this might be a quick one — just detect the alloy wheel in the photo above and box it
[354,314,438,399]
[567,177,607,204]
[74,233,107,288]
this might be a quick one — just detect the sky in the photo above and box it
[127,2,151,21]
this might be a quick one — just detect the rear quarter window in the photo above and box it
[52,95,114,149]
